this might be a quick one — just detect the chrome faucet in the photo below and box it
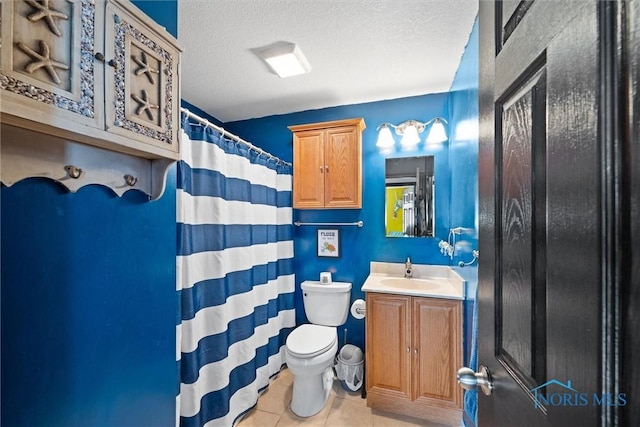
[404,257,413,278]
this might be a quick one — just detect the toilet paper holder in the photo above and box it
[350,299,366,319]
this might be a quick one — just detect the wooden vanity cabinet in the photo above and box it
[289,118,365,209]
[365,292,463,426]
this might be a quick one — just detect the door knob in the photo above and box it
[457,365,493,396]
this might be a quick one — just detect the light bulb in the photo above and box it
[400,124,420,147]
[426,119,448,143]
[376,125,395,148]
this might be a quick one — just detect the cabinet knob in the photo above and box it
[325,165,329,172]
[107,59,117,68]
[406,347,410,353]
[414,348,418,355]
[94,52,105,62]
[320,166,324,173]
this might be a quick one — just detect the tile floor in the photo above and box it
[237,367,456,427]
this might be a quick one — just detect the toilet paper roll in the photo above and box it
[350,299,366,319]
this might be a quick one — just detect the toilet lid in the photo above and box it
[286,324,336,358]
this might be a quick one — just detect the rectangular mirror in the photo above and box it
[385,156,435,237]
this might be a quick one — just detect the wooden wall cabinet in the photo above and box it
[289,118,365,209]
[0,0,181,200]
[365,293,463,426]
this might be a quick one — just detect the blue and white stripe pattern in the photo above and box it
[177,116,295,427]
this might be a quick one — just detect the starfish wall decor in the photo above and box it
[131,51,159,84]
[17,40,69,85]
[24,0,69,37]
[131,89,159,121]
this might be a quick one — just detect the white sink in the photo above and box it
[378,277,444,291]
[361,262,465,299]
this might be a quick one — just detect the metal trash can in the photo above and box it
[335,344,364,392]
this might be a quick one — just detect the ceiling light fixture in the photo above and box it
[376,118,448,148]
[255,41,311,78]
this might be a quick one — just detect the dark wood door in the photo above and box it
[478,1,632,426]
[625,2,640,425]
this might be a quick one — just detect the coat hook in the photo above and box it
[64,165,83,179]
[124,174,138,186]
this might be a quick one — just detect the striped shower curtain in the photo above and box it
[176,116,296,427]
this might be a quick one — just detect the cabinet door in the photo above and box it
[365,293,412,401]
[103,0,179,155]
[292,129,325,208]
[412,298,462,409]
[324,126,361,208]
[0,0,104,131]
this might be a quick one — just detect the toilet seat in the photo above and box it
[286,324,336,358]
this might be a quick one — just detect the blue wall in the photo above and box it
[0,2,178,426]
[225,94,452,351]
[181,99,225,127]
[449,17,479,272]
[448,16,479,363]
[133,0,177,38]
[448,17,479,427]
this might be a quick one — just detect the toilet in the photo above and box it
[285,280,352,417]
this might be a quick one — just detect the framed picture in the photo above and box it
[317,229,340,258]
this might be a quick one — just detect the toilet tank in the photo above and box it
[302,280,352,326]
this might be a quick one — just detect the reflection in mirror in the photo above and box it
[385,156,435,238]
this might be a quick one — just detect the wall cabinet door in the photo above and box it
[292,129,325,208]
[324,125,361,208]
[290,118,365,209]
[0,0,105,132]
[365,292,463,425]
[104,0,180,155]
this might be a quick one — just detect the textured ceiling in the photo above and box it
[178,1,478,123]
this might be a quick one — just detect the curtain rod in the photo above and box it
[180,108,292,166]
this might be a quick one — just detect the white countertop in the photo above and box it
[361,261,465,300]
